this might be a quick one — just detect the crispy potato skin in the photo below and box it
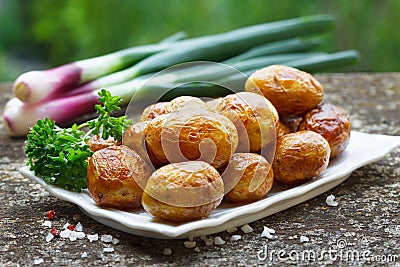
[276,121,292,138]
[139,102,170,122]
[139,96,207,122]
[145,112,238,169]
[298,103,351,158]
[245,65,323,116]
[122,122,151,163]
[215,92,278,152]
[87,135,120,152]
[273,131,330,185]
[222,153,274,203]
[141,161,224,222]
[87,145,152,210]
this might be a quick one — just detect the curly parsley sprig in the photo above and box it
[25,89,132,192]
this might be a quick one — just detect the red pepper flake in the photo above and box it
[67,224,75,231]
[46,210,56,220]
[50,228,60,237]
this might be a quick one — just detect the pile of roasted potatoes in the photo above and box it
[86,65,351,223]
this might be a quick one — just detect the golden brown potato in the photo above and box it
[87,135,120,152]
[273,131,330,185]
[87,145,152,210]
[215,92,278,153]
[276,121,292,138]
[122,121,151,163]
[222,153,274,203]
[141,161,224,222]
[139,96,207,122]
[298,103,351,158]
[245,65,323,116]
[145,112,238,169]
[139,102,171,122]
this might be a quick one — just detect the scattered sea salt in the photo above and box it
[103,247,114,253]
[42,221,52,228]
[241,224,254,234]
[194,247,200,252]
[63,222,71,229]
[230,235,242,241]
[71,231,85,240]
[81,252,88,258]
[227,227,238,233]
[326,195,339,206]
[75,222,83,232]
[112,238,120,244]
[260,226,275,239]
[214,236,226,245]
[183,241,196,249]
[163,248,172,255]
[87,234,98,242]
[101,234,113,243]
[34,258,44,265]
[300,235,310,243]
[45,232,54,242]
[60,229,72,238]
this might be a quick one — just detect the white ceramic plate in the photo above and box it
[20,131,400,239]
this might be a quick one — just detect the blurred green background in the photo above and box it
[1,0,399,81]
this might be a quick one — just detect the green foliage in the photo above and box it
[88,89,132,142]
[1,0,400,81]
[25,118,92,192]
[25,90,131,192]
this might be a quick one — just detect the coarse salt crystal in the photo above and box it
[227,227,238,233]
[241,224,254,234]
[70,231,85,240]
[326,195,338,206]
[163,248,172,255]
[260,226,275,239]
[230,235,242,241]
[101,234,113,243]
[75,222,83,232]
[34,258,44,265]
[87,234,98,242]
[112,238,120,244]
[103,247,114,253]
[60,229,72,238]
[42,221,52,228]
[45,232,54,242]
[81,252,88,258]
[183,241,196,249]
[214,236,226,245]
[194,247,200,252]
[300,235,310,242]
[63,222,70,229]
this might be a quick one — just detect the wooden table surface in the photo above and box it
[0,73,399,266]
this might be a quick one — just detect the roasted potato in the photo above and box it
[139,102,171,122]
[273,131,330,185]
[87,135,120,152]
[142,161,224,222]
[298,103,351,158]
[145,111,238,169]
[276,121,292,138]
[214,92,278,153]
[122,121,151,163]
[87,145,152,209]
[222,153,274,203]
[245,65,323,116]
[139,96,207,122]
